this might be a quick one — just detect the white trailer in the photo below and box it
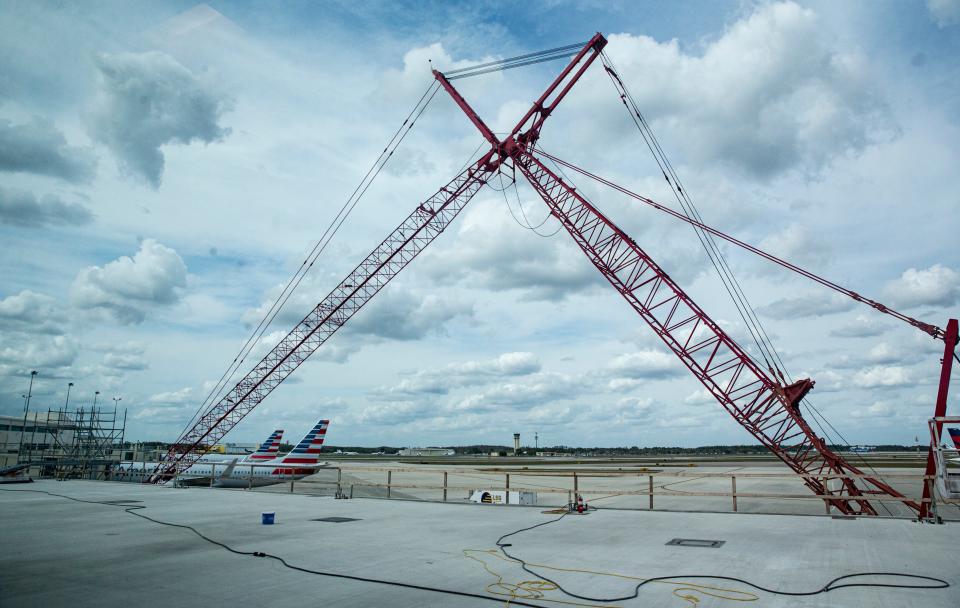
[468,490,537,505]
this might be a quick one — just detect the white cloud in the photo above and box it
[71,239,188,324]
[371,352,542,401]
[608,378,643,393]
[0,2,953,447]
[882,264,960,308]
[449,372,584,411]
[0,117,96,182]
[757,223,831,272]
[0,186,93,228]
[829,314,890,338]
[851,401,896,419]
[102,352,148,371]
[0,290,68,335]
[348,289,473,341]
[579,1,894,178]
[148,387,193,404]
[927,0,960,27]
[0,334,78,370]
[684,388,715,405]
[421,199,605,301]
[758,292,855,320]
[852,365,912,388]
[597,397,655,425]
[448,352,541,377]
[607,350,683,379]
[88,51,232,187]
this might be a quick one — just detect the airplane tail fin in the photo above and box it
[948,427,960,449]
[276,420,329,464]
[249,429,284,461]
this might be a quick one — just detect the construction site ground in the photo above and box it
[1,478,956,608]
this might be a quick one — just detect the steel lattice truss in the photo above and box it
[149,154,495,482]
[515,151,918,515]
[148,33,946,518]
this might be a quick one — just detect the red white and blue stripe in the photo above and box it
[249,429,284,461]
[948,427,960,449]
[276,420,329,465]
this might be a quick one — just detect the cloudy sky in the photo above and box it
[1,0,958,448]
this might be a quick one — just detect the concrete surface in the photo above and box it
[1,480,956,607]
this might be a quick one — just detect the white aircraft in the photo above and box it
[197,429,284,463]
[113,420,331,487]
[948,427,960,464]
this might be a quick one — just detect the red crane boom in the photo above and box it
[151,33,942,518]
[149,154,494,482]
[514,150,918,515]
[435,36,919,515]
[148,34,609,484]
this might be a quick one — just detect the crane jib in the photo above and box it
[152,34,935,518]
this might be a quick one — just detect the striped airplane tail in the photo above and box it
[948,428,960,450]
[276,420,330,464]
[249,429,284,461]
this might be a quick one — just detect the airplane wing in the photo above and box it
[220,458,239,479]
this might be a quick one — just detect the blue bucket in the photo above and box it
[261,511,275,525]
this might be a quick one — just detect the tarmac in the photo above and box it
[1,479,956,607]
[265,461,954,520]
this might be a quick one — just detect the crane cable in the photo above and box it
[596,53,902,511]
[445,41,588,81]
[180,81,441,438]
[529,146,903,514]
[599,51,784,380]
[494,168,562,237]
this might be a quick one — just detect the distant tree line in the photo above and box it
[124,442,925,455]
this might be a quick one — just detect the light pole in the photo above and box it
[92,390,100,409]
[18,371,38,463]
[64,382,74,409]
[112,396,121,414]
[24,370,37,413]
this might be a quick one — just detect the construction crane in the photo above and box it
[149,35,957,518]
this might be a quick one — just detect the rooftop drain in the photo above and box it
[312,517,361,523]
[666,538,725,548]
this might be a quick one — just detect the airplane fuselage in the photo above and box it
[112,461,326,487]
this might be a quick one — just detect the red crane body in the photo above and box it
[150,34,951,519]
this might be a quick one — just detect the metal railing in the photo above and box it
[272,466,938,518]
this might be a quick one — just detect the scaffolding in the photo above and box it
[15,405,126,480]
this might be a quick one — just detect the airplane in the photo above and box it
[0,463,32,484]
[113,420,331,487]
[947,427,960,465]
[197,429,284,463]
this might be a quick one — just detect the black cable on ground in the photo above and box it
[0,488,551,608]
[495,510,949,603]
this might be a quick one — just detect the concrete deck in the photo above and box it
[1,480,955,607]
